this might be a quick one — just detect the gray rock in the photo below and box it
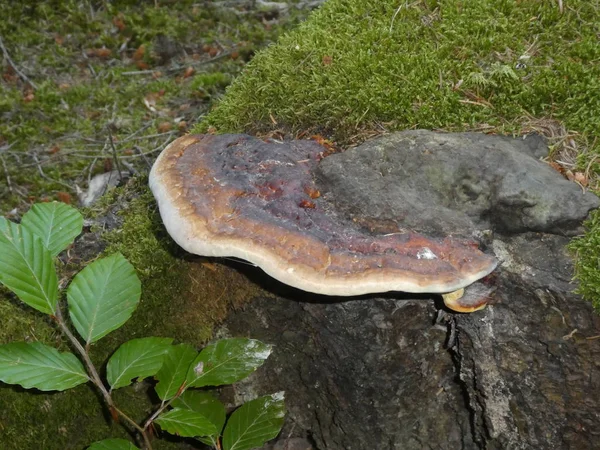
[218,131,600,449]
[270,437,314,450]
[454,234,600,449]
[316,130,599,236]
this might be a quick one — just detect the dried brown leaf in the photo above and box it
[158,122,172,133]
[133,45,146,61]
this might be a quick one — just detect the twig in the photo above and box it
[88,63,97,78]
[0,35,38,89]
[120,130,175,143]
[1,155,13,193]
[53,307,113,407]
[0,142,16,154]
[143,382,186,430]
[17,144,165,164]
[458,99,492,108]
[122,123,152,142]
[107,127,124,182]
[87,157,99,186]
[121,160,138,175]
[113,405,154,450]
[389,2,405,33]
[88,0,95,19]
[562,329,578,340]
[30,151,74,190]
[121,52,232,76]
[0,142,15,193]
[134,145,153,168]
[120,69,161,76]
[173,51,232,69]
[54,306,153,450]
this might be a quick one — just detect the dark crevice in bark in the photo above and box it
[447,317,486,450]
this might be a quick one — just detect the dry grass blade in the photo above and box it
[0,35,38,89]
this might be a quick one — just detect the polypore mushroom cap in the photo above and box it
[149,134,498,297]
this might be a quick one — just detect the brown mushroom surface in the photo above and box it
[149,134,497,297]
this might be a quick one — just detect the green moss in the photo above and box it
[196,0,600,152]
[569,210,600,313]
[190,72,232,90]
[0,0,305,215]
[0,296,55,344]
[0,382,182,450]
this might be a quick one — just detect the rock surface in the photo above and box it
[216,131,600,450]
[316,130,599,237]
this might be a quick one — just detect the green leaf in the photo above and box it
[155,407,217,438]
[0,342,88,391]
[21,202,83,257]
[67,253,141,344]
[186,338,272,388]
[223,393,286,450]
[173,390,226,437]
[107,337,172,389]
[87,438,140,450]
[0,218,58,315]
[155,343,197,401]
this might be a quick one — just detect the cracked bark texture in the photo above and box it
[217,131,600,449]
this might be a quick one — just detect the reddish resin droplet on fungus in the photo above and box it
[299,199,316,209]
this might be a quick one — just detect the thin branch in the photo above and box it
[113,405,153,450]
[0,141,16,154]
[53,306,113,407]
[121,52,232,76]
[0,143,16,194]
[121,123,152,142]
[54,306,153,450]
[107,127,124,182]
[30,151,74,190]
[389,2,405,33]
[176,52,232,69]
[120,130,176,143]
[0,155,13,193]
[0,35,38,89]
[87,156,99,185]
[120,69,161,76]
[143,381,187,430]
[134,145,153,169]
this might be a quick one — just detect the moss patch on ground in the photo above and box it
[0,382,170,450]
[196,0,600,310]
[570,211,600,312]
[0,0,305,214]
[197,0,599,156]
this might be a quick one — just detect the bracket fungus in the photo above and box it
[149,134,498,312]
